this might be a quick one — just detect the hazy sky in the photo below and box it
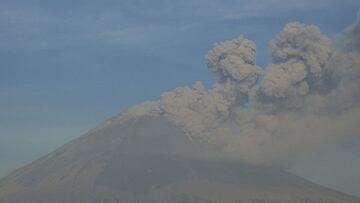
[1,0,360,196]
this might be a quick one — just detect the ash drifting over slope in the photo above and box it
[102,11,360,166]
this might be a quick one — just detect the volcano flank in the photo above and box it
[0,116,359,203]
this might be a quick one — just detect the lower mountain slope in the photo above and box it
[0,116,359,203]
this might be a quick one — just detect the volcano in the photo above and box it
[2,6,360,203]
[0,115,359,203]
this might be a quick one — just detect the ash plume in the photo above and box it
[259,22,332,102]
[106,12,360,166]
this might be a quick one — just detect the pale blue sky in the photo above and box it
[1,0,360,196]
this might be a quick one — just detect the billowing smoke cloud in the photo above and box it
[206,36,263,94]
[260,22,332,100]
[108,12,360,166]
